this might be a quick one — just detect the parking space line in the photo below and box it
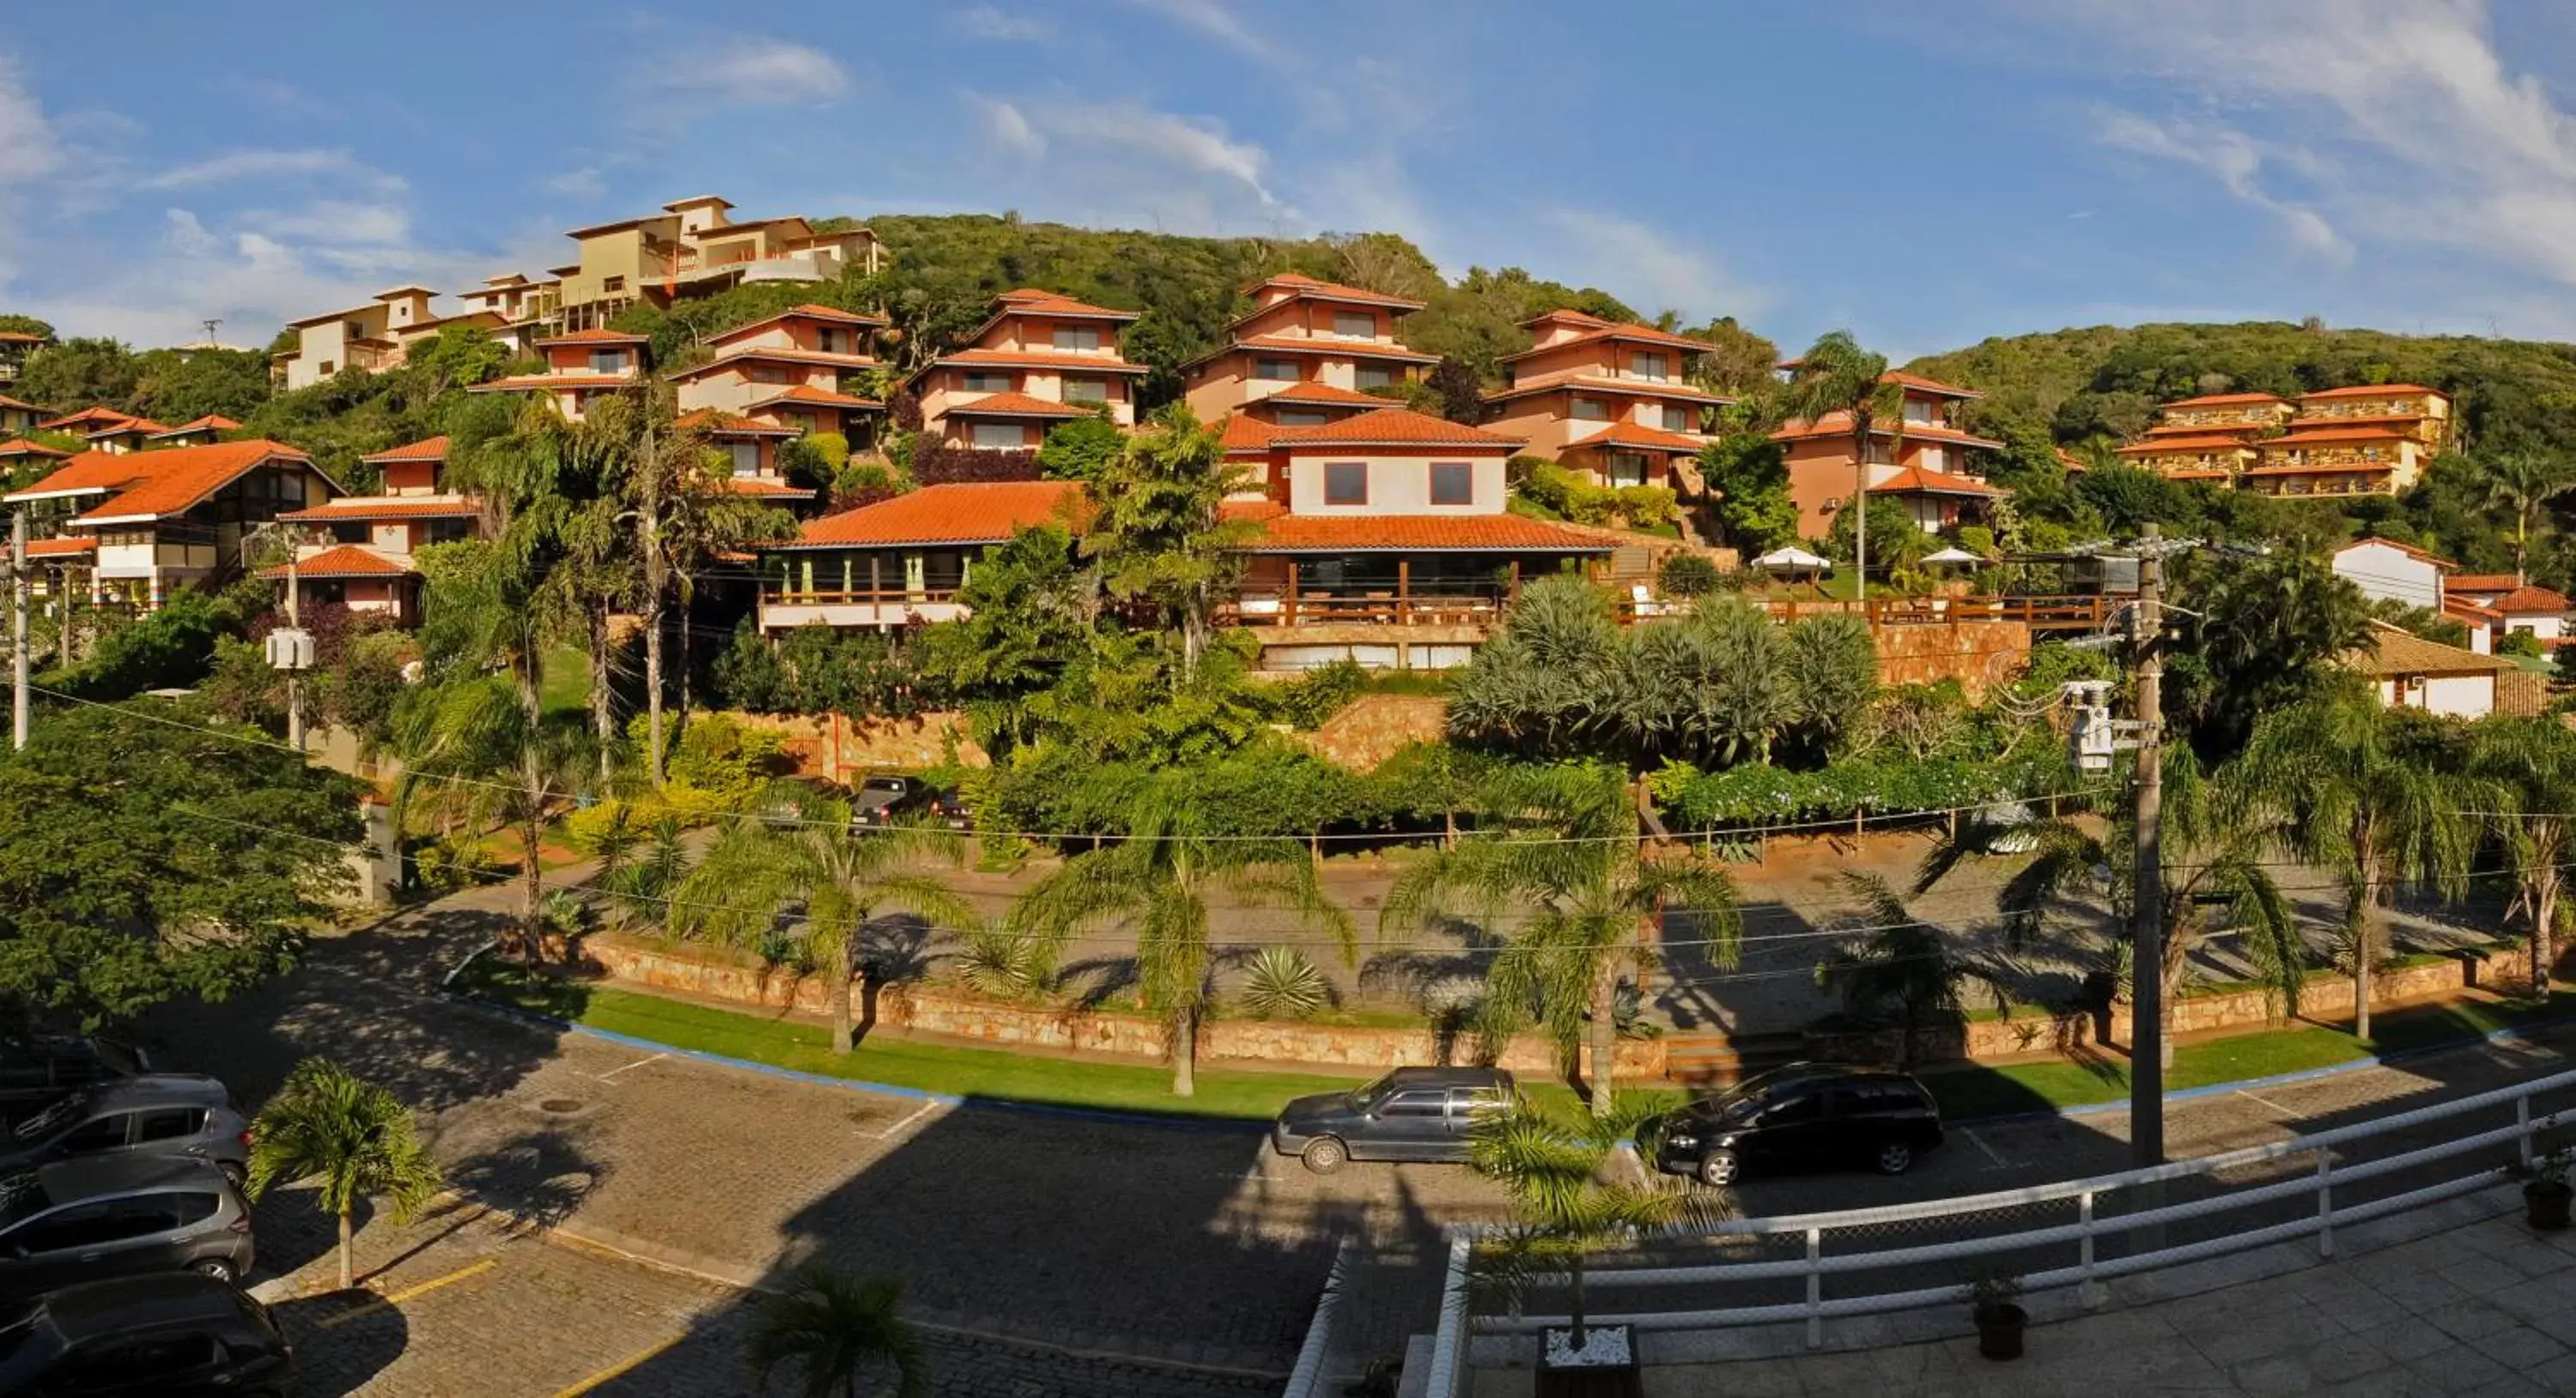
[1958,1127,2014,1171]
[314,1258,496,1329]
[2237,1089,2307,1121]
[592,1052,666,1083]
[553,1334,680,1396]
[854,1097,941,1140]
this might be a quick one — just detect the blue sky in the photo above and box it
[6,1,2576,358]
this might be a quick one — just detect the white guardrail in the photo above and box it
[1416,1067,2576,1398]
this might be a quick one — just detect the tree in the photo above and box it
[1682,316,1781,398]
[2468,450,2576,578]
[673,795,975,1054]
[2470,716,2576,996]
[1382,763,1741,1114]
[15,337,141,412]
[1692,428,1799,553]
[393,675,593,959]
[245,1058,443,1291]
[912,526,1095,757]
[1032,411,1125,481]
[2240,696,2484,1042]
[1429,356,1486,423]
[1078,406,1258,678]
[1010,769,1355,1097]
[1446,574,1625,754]
[2168,550,2372,761]
[1812,874,2014,1070]
[747,1263,926,1398]
[0,703,363,1027]
[1779,332,1899,598]
[1466,1095,1720,1353]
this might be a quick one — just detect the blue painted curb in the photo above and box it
[447,990,1267,1134]
[1959,1007,2576,1125]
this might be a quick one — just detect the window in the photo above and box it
[603,276,626,294]
[1354,364,1397,391]
[1052,326,1101,351]
[318,361,335,376]
[1429,462,1473,506]
[1606,453,1651,489]
[1332,311,1376,338]
[1380,1091,1447,1117]
[1571,397,1608,421]
[1062,378,1109,404]
[727,442,762,478]
[1254,358,1300,381]
[970,422,1024,450]
[1324,463,1368,505]
[1275,410,1329,427]
[750,364,793,385]
[1761,1092,1821,1124]
[132,1109,206,1144]
[58,1114,129,1153]
[963,371,1012,392]
[815,328,848,356]
[588,350,629,375]
[58,1333,224,1388]
[1629,351,1669,381]
[1902,398,1937,426]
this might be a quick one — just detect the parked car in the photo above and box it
[756,776,847,830]
[0,1079,248,1185]
[1270,1067,1518,1173]
[0,1273,294,1396]
[1640,1063,1944,1187]
[0,1158,256,1298]
[850,775,970,831]
[0,1041,149,1114]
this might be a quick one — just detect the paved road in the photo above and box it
[134,881,2576,1394]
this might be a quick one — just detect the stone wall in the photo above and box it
[1870,620,2032,699]
[584,933,1665,1079]
[1296,695,1450,771]
[723,710,988,779]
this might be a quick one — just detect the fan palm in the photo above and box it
[1467,1094,1724,1354]
[1813,874,2016,1070]
[392,675,594,960]
[2239,694,2486,1041]
[244,1058,444,1292]
[1778,331,1900,602]
[1382,763,1741,1115]
[746,1262,926,1398]
[2469,449,2576,578]
[673,790,975,1054]
[1010,769,1356,1097]
[2470,715,2576,995]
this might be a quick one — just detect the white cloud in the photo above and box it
[957,6,1049,42]
[545,167,608,198]
[968,94,1281,220]
[637,38,851,107]
[0,55,60,185]
[135,147,397,192]
[1533,209,1767,322]
[240,199,414,247]
[970,96,1045,161]
[1122,0,1277,64]
[2093,108,2352,262]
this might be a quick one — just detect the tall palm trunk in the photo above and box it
[643,441,669,787]
[1172,1004,1197,1097]
[513,650,547,963]
[2159,901,2188,1070]
[1850,419,1870,605]
[1588,956,1619,1116]
[2352,847,2382,1042]
[830,929,859,1055]
[587,599,616,786]
[337,1204,355,1291]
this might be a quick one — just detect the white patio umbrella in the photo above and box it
[1922,546,1986,566]
[1753,545,1832,571]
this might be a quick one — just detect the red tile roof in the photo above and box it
[1771,412,2005,449]
[676,410,799,437]
[280,496,481,522]
[470,373,637,392]
[1195,334,1439,368]
[2119,435,2262,454]
[926,347,1149,374]
[86,417,169,439]
[70,440,324,524]
[1264,406,1522,451]
[534,328,650,346]
[361,435,451,465]
[263,544,412,579]
[2162,392,2288,409]
[1500,316,1719,362]
[2445,597,2505,623]
[1229,508,1618,553]
[748,385,884,411]
[2300,384,2443,400]
[3,450,152,502]
[1481,372,1730,406]
[668,346,876,380]
[2261,426,2416,447]
[1246,273,1426,311]
[0,440,70,459]
[940,391,1087,419]
[35,406,137,432]
[1872,465,2001,496]
[712,476,816,499]
[1882,371,1980,398]
[1255,380,1385,408]
[2450,574,2523,593]
[147,415,240,438]
[1577,421,1708,454]
[991,289,1139,321]
[0,392,44,412]
[1220,416,1280,455]
[781,481,1085,549]
[2490,585,2571,615]
[22,536,94,558]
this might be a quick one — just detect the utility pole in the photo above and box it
[2129,522,2166,1169]
[283,553,303,752]
[10,509,26,751]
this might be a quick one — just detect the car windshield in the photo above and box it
[9,1093,87,1141]
[860,778,907,797]
[0,1171,48,1230]
[1346,1075,1400,1112]
[88,1041,141,1077]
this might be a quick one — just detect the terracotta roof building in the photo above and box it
[1182,274,1433,423]
[908,289,1145,449]
[1482,309,1728,493]
[1,440,341,610]
[1771,371,2004,539]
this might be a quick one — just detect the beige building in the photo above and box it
[2293,384,2452,450]
[1182,274,1435,422]
[669,304,886,440]
[2117,383,2453,495]
[465,328,648,422]
[2115,434,2258,484]
[908,289,1146,449]
[273,287,506,391]
[551,197,883,332]
[2244,422,2433,497]
[1481,309,1728,489]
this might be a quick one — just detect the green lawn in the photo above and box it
[1923,990,2576,1119]
[538,645,590,719]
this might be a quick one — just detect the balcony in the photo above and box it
[667,250,834,288]
[756,587,964,632]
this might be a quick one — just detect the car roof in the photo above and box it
[27,1273,254,1340]
[1382,1067,1513,1087]
[72,1075,225,1109]
[33,1155,230,1201]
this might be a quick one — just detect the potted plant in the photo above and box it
[2523,1143,2573,1232]
[1969,1271,2026,1361]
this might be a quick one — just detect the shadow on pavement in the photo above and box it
[270,1292,408,1398]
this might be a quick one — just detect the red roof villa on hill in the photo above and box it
[3,441,343,610]
[1771,371,2003,538]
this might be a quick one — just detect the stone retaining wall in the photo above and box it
[584,933,1666,1079]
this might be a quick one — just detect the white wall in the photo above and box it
[2333,542,2444,611]
[1284,453,1505,514]
[2383,673,2495,719]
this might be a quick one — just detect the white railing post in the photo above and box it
[1423,1235,1473,1398]
[2518,1097,2534,1170]
[2077,1189,2103,1309]
[1805,1227,1823,1349]
[1283,1237,1353,1398]
[2315,1149,2335,1259]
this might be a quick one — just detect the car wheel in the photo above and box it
[1874,1140,1917,1176]
[1300,1137,1349,1175]
[193,1258,239,1285]
[219,1162,247,1190]
[1698,1152,1739,1188]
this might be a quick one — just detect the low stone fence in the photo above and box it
[583,933,1666,1079]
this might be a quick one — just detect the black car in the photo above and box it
[0,1042,149,1113]
[1270,1067,1517,1173]
[0,1158,257,1298]
[1,1079,250,1185]
[850,775,970,831]
[0,1273,295,1396]
[1642,1063,1944,1187]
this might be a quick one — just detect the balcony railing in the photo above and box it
[761,587,961,608]
[1221,590,1511,628]
[1741,593,2107,631]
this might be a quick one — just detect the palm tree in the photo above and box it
[1078,406,1261,679]
[675,792,975,1054]
[1923,745,2305,1069]
[1382,763,1741,1115]
[1011,769,1355,1097]
[2240,694,2485,1041]
[244,1058,444,1292]
[1778,332,1900,602]
[2470,716,2576,995]
[1813,874,2015,1070]
[393,675,594,960]
[2470,449,2576,579]
[1467,1095,1723,1358]
[747,1262,926,1398]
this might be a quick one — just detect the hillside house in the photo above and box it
[1480,309,1728,489]
[466,328,648,422]
[1182,275,1435,422]
[549,197,883,332]
[909,290,1145,448]
[263,435,481,623]
[0,392,39,436]
[670,304,886,440]
[2349,623,2517,721]
[1,440,341,609]
[1773,372,2002,538]
[272,286,505,391]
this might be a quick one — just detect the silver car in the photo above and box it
[0,1078,249,1186]
[0,1158,256,1296]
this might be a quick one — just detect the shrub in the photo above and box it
[1035,413,1125,481]
[1657,552,1722,599]
[954,925,1054,1000]
[1238,945,1331,1019]
[911,444,1040,484]
[1613,485,1677,530]
[657,713,790,805]
[1270,659,1366,729]
[2498,629,2546,658]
